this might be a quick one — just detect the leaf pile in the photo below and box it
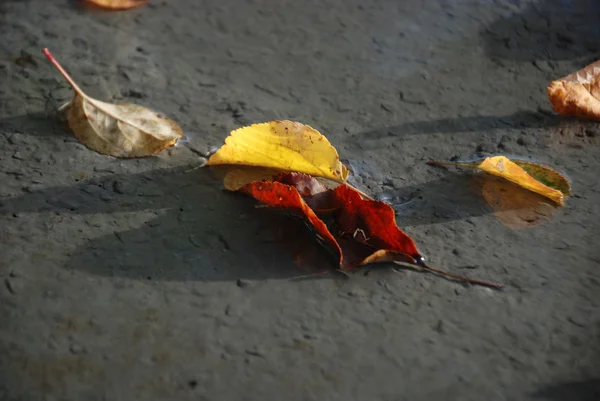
[206,122,503,288]
[241,173,421,269]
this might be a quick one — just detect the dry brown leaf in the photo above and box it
[83,0,149,10]
[43,48,182,158]
[548,60,600,120]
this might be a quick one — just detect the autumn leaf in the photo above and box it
[43,48,183,157]
[428,156,569,206]
[83,0,149,10]
[237,173,502,288]
[205,121,374,198]
[548,60,600,121]
[206,120,348,181]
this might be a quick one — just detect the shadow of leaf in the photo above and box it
[0,112,71,139]
[0,165,338,281]
[350,111,563,150]
[376,173,492,227]
[532,379,600,401]
[65,206,337,281]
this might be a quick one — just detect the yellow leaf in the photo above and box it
[205,120,349,183]
[428,156,568,206]
[44,48,183,158]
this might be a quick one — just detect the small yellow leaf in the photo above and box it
[477,157,565,206]
[205,120,349,183]
[44,48,182,158]
[428,156,569,206]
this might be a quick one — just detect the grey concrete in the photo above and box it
[0,0,599,400]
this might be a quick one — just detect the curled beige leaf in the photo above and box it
[548,60,600,120]
[44,48,182,157]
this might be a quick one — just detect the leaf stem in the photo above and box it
[394,261,504,290]
[42,48,87,99]
[426,160,476,169]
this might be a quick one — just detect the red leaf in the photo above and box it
[330,185,423,265]
[242,174,422,269]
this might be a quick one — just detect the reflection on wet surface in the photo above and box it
[479,175,557,229]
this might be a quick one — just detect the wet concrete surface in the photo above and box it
[0,0,599,400]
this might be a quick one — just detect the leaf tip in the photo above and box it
[42,48,53,61]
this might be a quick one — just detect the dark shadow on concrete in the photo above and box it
[356,110,561,144]
[377,172,493,227]
[0,165,339,281]
[533,379,600,401]
[482,0,600,62]
[64,205,340,282]
[0,163,500,281]
[0,113,71,139]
